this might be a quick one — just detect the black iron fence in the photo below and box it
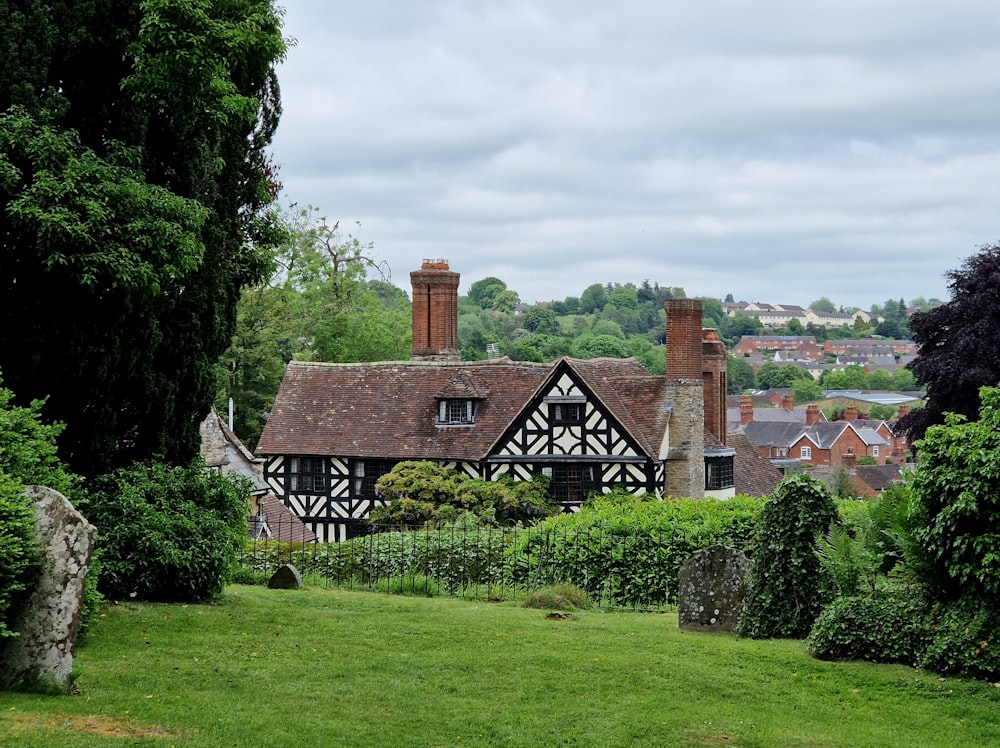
[236,516,741,610]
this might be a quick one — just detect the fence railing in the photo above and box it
[236,517,724,610]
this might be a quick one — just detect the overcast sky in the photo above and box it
[269,1,1000,311]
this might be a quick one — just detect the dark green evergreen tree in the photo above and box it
[0,1,287,476]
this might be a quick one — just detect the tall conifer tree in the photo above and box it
[0,1,286,476]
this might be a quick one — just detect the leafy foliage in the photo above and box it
[922,597,1000,680]
[508,495,763,607]
[906,387,1000,602]
[0,1,287,476]
[736,474,838,639]
[215,207,410,448]
[0,473,42,640]
[80,460,251,602]
[807,585,930,665]
[370,461,558,527]
[901,244,1000,442]
[0,380,77,495]
[0,375,81,639]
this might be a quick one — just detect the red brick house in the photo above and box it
[256,261,733,541]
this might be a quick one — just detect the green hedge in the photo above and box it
[807,585,931,666]
[506,496,763,607]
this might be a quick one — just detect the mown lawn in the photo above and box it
[2,585,999,747]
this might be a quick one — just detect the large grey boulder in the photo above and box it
[0,486,96,693]
[677,545,750,633]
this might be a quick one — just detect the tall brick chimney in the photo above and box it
[740,395,753,425]
[665,298,704,379]
[662,298,705,499]
[410,259,460,361]
[781,393,794,411]
[897,404,910,419]
[702,328,727,445]
[806,404,820,425]
[844,405,858,421]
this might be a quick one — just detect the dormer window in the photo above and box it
[438,398,475,425]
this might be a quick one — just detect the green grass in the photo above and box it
[2,586,1000,747]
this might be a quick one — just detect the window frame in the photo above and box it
[705,455,735,491]
[437,398,476,425]
[351,459,396,499]
[539,463,599,504]
[550,402,584,424]
[800,445,812,461]
[289,456,327,494]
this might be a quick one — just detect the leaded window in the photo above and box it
[705,456,734,491]
[289,456,327,494]
[438,399,475,424]
[540,463,599,504]
[352,459,396,498]
[550,402,583,424]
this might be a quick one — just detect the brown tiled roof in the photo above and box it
[728,430,783,497]
[257,356,675,462]
[257,359,550,461]
[259,494,317,543]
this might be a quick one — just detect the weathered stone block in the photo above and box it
[1,486,96,693]
[677,545,750,633]
[267,563,303,590]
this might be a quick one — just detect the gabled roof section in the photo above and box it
[559,357,671,458]
[256,359,549,462]
[798,422,851,449]
[741,421,806,448]
[436,371,490,400]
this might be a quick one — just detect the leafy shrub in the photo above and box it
[507,495,763,608]
[922,598,1000,680]
[523,583,588,611]
[807,585,931,665]
[0,382,77,495]
[81,460,251,602]
[736,474,838,639]
[907,387,1000,602]
[0,377,81,639]
[0,473,43,639]
[371,461,557,527]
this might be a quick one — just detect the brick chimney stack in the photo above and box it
[702,328,727,445]
[806,404,820,426]
[781,393,794,411]
[897,404,910,419]
[740,395,753,425]
[410,259,460,361]
[844,405,859,421]
[664,298,704,380]
[662,298,705,499]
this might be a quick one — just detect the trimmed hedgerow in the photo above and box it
[506,494,763,608]
[807,584,931,665]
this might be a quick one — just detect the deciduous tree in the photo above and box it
[900,244,1000,442]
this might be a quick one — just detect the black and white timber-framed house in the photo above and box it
[255,261,735,541]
